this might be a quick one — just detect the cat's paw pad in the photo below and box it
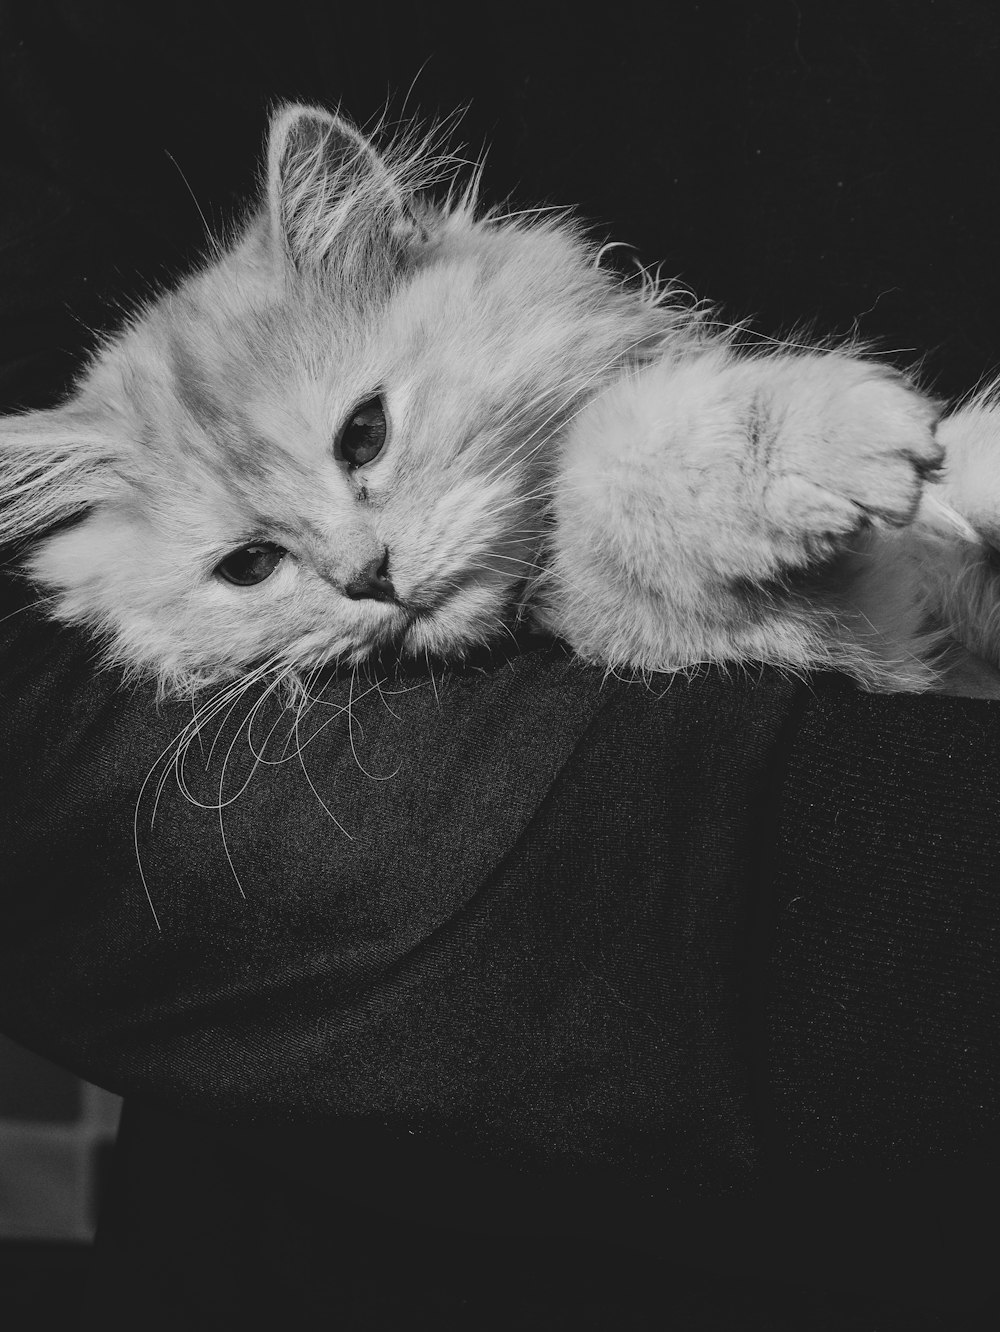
[763,365,943,555]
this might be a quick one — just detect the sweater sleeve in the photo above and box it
[766,677,1000,1169]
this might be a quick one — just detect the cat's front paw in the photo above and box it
[760,360,943,558]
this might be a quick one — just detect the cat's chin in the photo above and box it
[281,602,451,674]
[390,577,532,663]
[377,610,461,661]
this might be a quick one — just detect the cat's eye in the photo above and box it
[338,395,387,467]
[215,541,286,587]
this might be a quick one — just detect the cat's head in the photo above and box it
[0,104,664,693]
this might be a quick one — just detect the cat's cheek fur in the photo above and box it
[28,515,152,641]
[28,517,225,685]
[403,585,518,659]
[27,515,308,687]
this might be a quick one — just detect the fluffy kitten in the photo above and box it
[1,103,998,696]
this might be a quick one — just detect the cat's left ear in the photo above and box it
[265,103,424,278]
[0,404,117,548]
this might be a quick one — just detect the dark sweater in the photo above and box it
[2,584,998,1325]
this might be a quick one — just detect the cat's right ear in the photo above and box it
[264,103,423,280]
[0,406,114,549]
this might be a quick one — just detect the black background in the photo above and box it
[2,0,999,411]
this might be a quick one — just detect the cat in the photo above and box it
[2,102,999,699]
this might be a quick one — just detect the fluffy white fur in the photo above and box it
[2,104,999,697]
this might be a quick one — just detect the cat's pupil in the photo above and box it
[339,395,387,467]
[215,541,286,587]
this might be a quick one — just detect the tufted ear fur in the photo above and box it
[0,405,116,550]
[265,103,423,282]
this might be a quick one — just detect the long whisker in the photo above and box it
[0,590,60,629]
[134,660,296,926]
[345,663,402,781]
[133,727,191,931]
[163,148,219,258]
[425,649,441,710]
[373,667,407,721]
[282,671,389,757]
[168,664,277,809]
[295,736,355,838]
[149,669,270,831]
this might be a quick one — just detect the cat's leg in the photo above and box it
[909,393,1000,676]
[542,347,943,687]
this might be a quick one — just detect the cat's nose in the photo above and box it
[343,549,397,603]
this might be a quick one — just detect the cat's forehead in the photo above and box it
[158,282,365,398]
[116,287,357,442]
[90,214,616,503]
